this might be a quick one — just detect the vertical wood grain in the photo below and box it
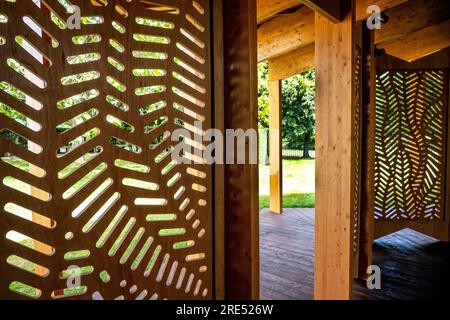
[223,0,259,300]
[359,24,376,279]
[268,78,282,214]
[314,0,356,300]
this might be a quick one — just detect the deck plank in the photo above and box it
[260,208,450,300]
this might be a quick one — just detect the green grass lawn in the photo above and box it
[259,159,315,209]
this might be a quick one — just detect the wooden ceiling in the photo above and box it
[257,0,450,75]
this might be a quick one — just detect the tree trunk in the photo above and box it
[303,133,310,158]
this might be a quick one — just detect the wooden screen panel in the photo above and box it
[352,44,362,257]
[374,69,448,226]
[0,0,213,300]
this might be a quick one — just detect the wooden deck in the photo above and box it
[260,208,450,300]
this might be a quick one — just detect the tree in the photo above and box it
[281,70,316,158]
[257,62,269,128]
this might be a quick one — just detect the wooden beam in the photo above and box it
[257,0,302,25]
[258,5,314,62]
[359,25,376,280]
[375,0,450,44]
[302,0,348,23]
[268,44,315,81]
[355,0,408,21]
[268,78,282,214]
[257,0,412,62]
[213,0,225,300]
[314,1,356,299]
[223,0,260,300]
[376,48,450,70]
[378,19,450,62]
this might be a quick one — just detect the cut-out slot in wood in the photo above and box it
[109,38,125,53]
[9,281,41,299]
[133,33,170,44]
[6,230,55,256]
[106,76,126,92]
[120,227,145,264]
[186,14,205,33]
[112,20,126,34]
[64,250,90,261]
[109,137,142,154]
[176,42,205,64]
[23,16,58,48]
[62,162,107,200]
[1,154,46,177]
[57,89,99,110]
[134,198,167,206]
[83,192,121,233]
[108,57,125,71]
[4,202,56,229]
[131,236,154,271]
[72,178,113,218]
[133,50,167,60]
[7,255,50,277]
[72,34,102,45]
[61,71,100,86]
[109,217,136,257]
[144,116,168,134]
[0,102,42,131]
[0,81,43,110]
[122,178,159,191]
[173,87,205,108]
[173,72,206,94]
[58,147,102,179]
[3,177,51,201]
[114,159,150,173]
[96,205,128,248]
[135,17,174,29]
[146,213,176,222]
[7,58,47,89]
[135,85,166,96]
[174,57,205,80]
[57,128,101,157]
[140,101,166,116]
[180,28,205,49]
[144,245,162,277]
[67,53,101,65]
[0,129,42,153]
[139,1,180,15]
[15,36,52,67]
[106,95,129,112]
[56,109,99,134]
[51,286,87,299]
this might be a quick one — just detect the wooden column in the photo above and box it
[359,25,376,279]
[314,0,356,300]
[223,0,259,300]
[268,75,282,214]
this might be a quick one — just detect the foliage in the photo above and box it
[281,70,315,155]
[257,62,316,156]
[257,62,270,128]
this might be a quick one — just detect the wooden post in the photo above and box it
[359,24,376,279]
[268,75,282,214]
[314,0,356,300]
[223,0,259,300]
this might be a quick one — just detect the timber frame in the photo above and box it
[0,0,449,301]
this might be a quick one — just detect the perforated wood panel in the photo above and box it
[0,0,213,300]
[352,44,362,256]
[374,69,449,222]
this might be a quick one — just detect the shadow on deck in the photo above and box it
[260,208,450,300]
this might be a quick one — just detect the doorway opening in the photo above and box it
[257,61,316,300]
